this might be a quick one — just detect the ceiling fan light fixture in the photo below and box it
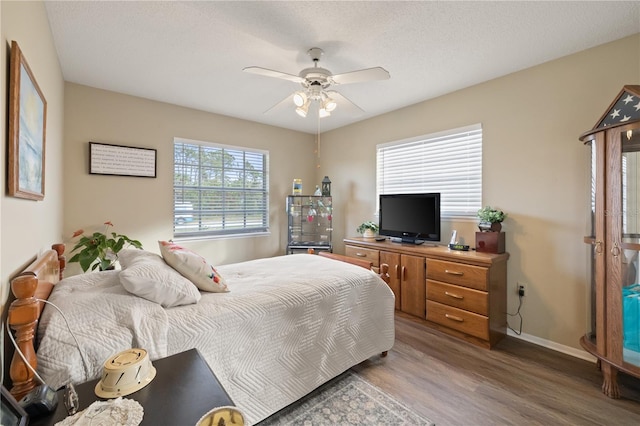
[245,47,390,122]
[296,101,310,117]
[293,91,307,107]
[323,96,337,112]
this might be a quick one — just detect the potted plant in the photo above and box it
[356,221,379,238]
[69,221,143,272]
[477,206,507,232]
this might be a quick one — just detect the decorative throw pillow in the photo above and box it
[158,241,228,293]
[118,249,201,308]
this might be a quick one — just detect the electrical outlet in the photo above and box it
[517,283,526,297]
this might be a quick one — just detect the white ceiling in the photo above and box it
[44,1,640,135]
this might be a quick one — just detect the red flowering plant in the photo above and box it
[69,221,143,272]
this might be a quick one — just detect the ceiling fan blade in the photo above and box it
[330,67,390,85]
[243,66,304,84]
[327,90,365,114]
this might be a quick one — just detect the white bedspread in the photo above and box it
[37,254,395,424]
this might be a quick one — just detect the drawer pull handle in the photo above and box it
[445,291,464,300]
[445,269,464,276]
[445,314,464,322]
[355,253,366,257]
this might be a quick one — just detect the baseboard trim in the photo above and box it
[507,329,597,363]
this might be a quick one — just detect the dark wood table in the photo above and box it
[31,348,234,425]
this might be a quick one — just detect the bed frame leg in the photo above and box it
[8,274,40,400]
[381,351,388,357]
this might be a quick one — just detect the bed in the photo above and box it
[6,244,395,425]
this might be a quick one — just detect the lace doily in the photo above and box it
[55,397,143,426]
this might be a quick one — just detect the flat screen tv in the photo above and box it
[378,193,441,244]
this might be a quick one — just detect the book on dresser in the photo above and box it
[343,237,509,349]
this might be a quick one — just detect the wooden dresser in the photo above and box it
[344,237,509,348]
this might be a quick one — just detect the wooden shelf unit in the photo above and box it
[344,237,509,349]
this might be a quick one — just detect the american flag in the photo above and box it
[598,89,640,128]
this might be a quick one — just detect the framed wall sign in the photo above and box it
[89,142,157,178]
[8,40,47,201]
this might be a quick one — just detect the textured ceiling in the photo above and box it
[44,1,640,134]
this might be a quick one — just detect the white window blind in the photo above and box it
[376,124,482,218]
[173,138,269,237]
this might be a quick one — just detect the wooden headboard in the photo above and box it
[7,244,65,400]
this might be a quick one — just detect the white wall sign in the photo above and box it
[89,142,157,178]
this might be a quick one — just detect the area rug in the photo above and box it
[257,371,435,425]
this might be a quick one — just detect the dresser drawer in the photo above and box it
[426,300,489,340]
[345,245,379,267]
[427,280,488,315]
[426,259,488,291]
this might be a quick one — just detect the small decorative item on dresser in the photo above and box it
[477,206,507,232]
[322,176,331,196]
[356,221,379,238]
[475,231,506,253]
[476,206,507,253]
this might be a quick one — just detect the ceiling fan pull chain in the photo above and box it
[316,115,321,169]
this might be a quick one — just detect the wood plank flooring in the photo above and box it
[352,312,640,425]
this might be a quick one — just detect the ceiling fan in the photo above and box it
[243,47,390,118]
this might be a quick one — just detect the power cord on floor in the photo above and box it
[507,292,524,335]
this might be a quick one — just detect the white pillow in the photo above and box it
[118,249,201,308]
[158,241,228,293]
[118,248,152,269]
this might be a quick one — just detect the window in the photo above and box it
[376,124,482,218]
[173,138,269,238]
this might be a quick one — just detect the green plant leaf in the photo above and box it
[68,224,143,272]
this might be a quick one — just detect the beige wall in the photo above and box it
[63,84,315,273]
[1,2,65,307]
[319,34,640,353]
[2,0,638,359]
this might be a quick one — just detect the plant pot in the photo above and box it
[478,221,502,232]
[362,229,376,238]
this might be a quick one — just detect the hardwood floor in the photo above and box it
[353,312,640,425]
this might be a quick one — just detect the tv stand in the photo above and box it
[343,237,509,349]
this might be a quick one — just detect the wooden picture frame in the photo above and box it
[1,385,28,426]
[89,142,157,178]
[8,40,47,201]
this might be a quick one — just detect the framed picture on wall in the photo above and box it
[8,40,47,201]
[89,142,157,178]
